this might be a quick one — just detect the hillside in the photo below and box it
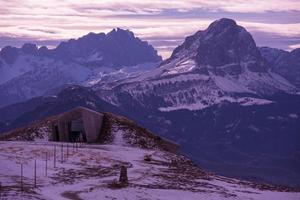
[0,112,299,200]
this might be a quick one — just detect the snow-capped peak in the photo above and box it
[97,18,299,112]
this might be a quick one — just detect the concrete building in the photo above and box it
[51,107,104,143]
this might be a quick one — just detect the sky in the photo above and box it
[0,0,300,58]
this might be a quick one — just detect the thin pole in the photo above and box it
[61,144,63,163]
[54,145,56,168]
[20,164,23,192]
[66,143,69,161]
[45,152,48,177]
[34,159,37,188]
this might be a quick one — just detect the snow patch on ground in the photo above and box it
[0,141,299,200]
[111,125,125,146]
[289,114,298,119]
[162,59,196,76]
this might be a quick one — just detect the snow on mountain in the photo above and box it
[158,97,273,112]
[0,29,161,107]
[0,53,43,85]
[0,58,92,107]
[98,18,299,112]
[85,62,159,89]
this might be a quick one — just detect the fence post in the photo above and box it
[45,152,48,177]
[20,164,23,192]
[34,159,37,188]
[54,145,56,168]
[66,143,69,161]
[61,144,63,163]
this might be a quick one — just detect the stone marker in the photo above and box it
[119,166,128,184]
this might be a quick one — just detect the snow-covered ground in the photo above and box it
[0,141,299,200]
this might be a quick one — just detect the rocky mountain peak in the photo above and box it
[53,28,161,66]
[21,43,38,55]
[205,18,239,35]
[107,28,134,38]
[169,18,267,74]
[291,48,300,57]
[0,46,19,65]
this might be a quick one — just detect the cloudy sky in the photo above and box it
[1,0,300,58]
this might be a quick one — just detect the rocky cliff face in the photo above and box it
[54,28,161,67]
[170,18,266,74]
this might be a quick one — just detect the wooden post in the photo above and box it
[34,159,37,188]
[20,164,23,191]
[61,144,63,163]
[0,181,2,198]
[54,145,56,168]
[66,143,69,160]
[45,152,48,177]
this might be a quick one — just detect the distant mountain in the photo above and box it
[0,28,161,107]
[260,47,300,88]
[99,18,298,112]
[53,28,161,67]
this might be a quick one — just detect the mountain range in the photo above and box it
[0,18,299,187]
[0,28,161,107]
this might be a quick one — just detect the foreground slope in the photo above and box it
[0,113,299,200]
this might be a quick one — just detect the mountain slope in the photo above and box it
[260,47,300,88]
[156,94,300,187]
